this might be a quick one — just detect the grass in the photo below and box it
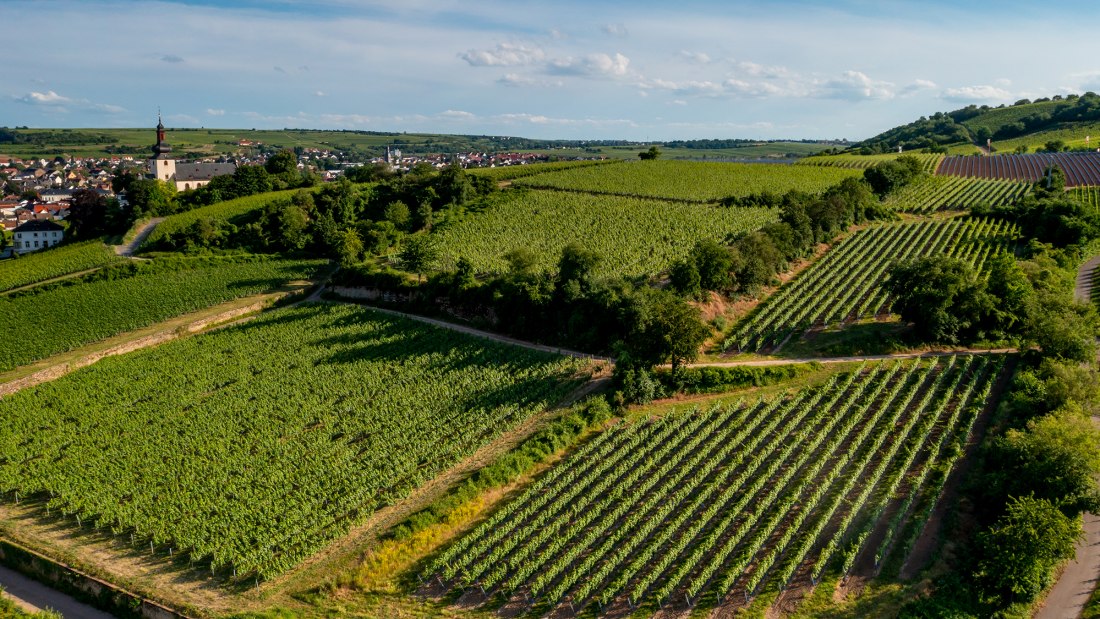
[992,121,1100,153]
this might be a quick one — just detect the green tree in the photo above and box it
[277,204,311,250]
[690,238,734,291]
[68,188,125,239]
[264,149,299,186]
[503,247,539,275]
[399,235,439,282]
[668,258,701,296]
[556,243,600,293]
[638,146,661,160]
[126,178,176,217]
[976,495,1080,601]
[384,200,411,229]
[335,229,363,266]
[887,255,996,343]
[625,289,709,377]
[231,164,273,197]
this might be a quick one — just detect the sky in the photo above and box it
[5,0,1100,142]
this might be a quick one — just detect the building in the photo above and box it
[148,116,236,191]
[12,219,64,254]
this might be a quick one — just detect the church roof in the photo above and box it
[175,162,237,181]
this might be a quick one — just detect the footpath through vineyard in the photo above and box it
[423,354,1008,617]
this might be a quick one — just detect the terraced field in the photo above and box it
[726,217,1018,352]
[885,176,1030,213]
[426,355,1004,615]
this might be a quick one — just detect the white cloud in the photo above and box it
[735,61,792,79]
[161,54,184,63]
[601,23,628,37]
[816,70,895,100]
[723,79,786,98]
[899,79,937,97]
[459,42,545,67]
[494,112,637,128]
[549,52,630,77]
[498,73,563,88]
[679,50,711,65]
[941,85,1013,102]
[314,91,326,97]
[439,109,475,120]
[206,108,225,116]
[17,90,72,105]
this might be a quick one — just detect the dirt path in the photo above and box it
[113,217,164,256]
[0,564,114,619]
[1035,513,1100,619]
[327,292,614,362]
[1076,254,1100,304]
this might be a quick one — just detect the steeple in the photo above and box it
[152,112,172,159]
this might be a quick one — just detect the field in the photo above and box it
[511,160,861,203]
[0,256,325,372]
[432,190,777,277]
[426,355,1003,615]
[958,99,1066,135]
[884,176,1030,213]
[0,241,123,293]
[991,122,1100,153]
[936,152,1100,186]
[140,189,310,251]
[726,217,1018,352]
[466,160,613,181]
[796,153,943,174]
[0,303,587,581]
[1070,186,1100,213]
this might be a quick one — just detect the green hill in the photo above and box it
[857,93,1100,153]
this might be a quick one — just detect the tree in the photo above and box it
[638,146,661,160]
[668,258,701,296]
[264,149,299,186]
[624,288,709,377]
[399,235,439,282]
[384,200,411,229]
[556,243,600,292]
[887,255,996,343]
[230,164,273,197]
[335,229,363,266]
[976,495,1080,601]
[690,238,734,291]
[503,247,539,275]
[68,188,124,239]
[126,178,176,217]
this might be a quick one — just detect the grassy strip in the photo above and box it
[347,397,614,593]
[655,363,819,394]
[0,587,60,619]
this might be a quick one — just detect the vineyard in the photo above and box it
[1070,186,1100,212]
[140,188,311,250]
[0,256,325,372]
[797,153,943,174]
[425,355,1005,615]
[432,189,777,277]
[884,176,1030,213]
[510,160,861,202]
[726,217,1018,352]
[0,303,587,581]
[466,160,613,181]
[935,152,1100,186]
[0,241,123,293]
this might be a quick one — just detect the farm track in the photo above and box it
[0,564,115,619]
[114,217,165,256]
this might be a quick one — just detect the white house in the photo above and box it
[12,220,64,254]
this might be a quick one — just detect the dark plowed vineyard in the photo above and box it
[936,152,1100,186]
[424,355,1005,616]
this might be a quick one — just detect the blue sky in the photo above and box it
[4,0,1100,141]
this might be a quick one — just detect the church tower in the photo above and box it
[149,114,176,182]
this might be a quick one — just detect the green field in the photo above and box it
[884,176,1030,213]
[466,160,614,181]
[796,152,943,173]
[726,217,1018,352]
[0,303,586,580]
[512,160,861,202]
[0,241,124,293]
[958,99,1066,135]
[432,189,777,277]
[991,122,1100,153]
[0,256,325,372]
[427,355,1003,614]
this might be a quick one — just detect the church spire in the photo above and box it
[152,112,172,158]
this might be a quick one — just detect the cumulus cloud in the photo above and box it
[601,23,628,37]
[16,90,72,105]
[439,109,475,120]
[14,90,125,114]
[735,61,792,79]
[549,52,630,77]
[816,70,895,100]
[498,73,563,88]
[941,85,1013,102]
[641,78,724,96]
[723,79,785,98]
[679,50,712,65]
[206,108,226,116]
[494,112,637,128]
[161,54,184,63]
[460,42,545,67]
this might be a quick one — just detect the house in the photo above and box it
[12,219,64,254]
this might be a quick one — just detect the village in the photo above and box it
[0,124,596,257]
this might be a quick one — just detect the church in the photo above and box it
[149,117,237,191]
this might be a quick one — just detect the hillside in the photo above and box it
[857,92,1100,153]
